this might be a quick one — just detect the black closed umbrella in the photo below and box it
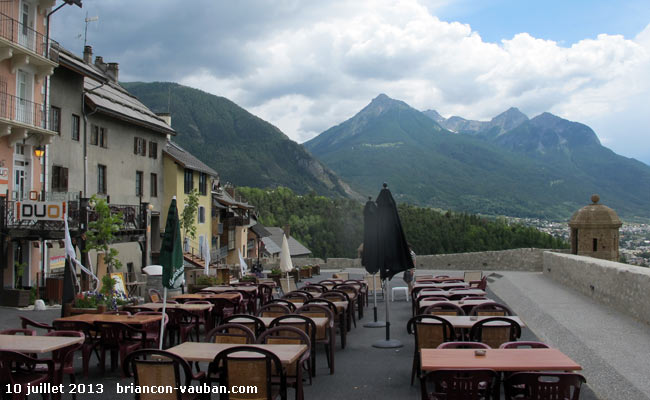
[367,183,413,348]
[362,198,385,328]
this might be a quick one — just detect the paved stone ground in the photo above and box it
[0,269,603,399]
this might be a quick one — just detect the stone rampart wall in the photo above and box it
[543,252,650,325]
[413,248,548,271]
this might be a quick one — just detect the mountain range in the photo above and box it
[121,82,357,199]
[123,81,650,220]
[305,94,650,220]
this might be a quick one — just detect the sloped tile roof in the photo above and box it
[263,227,312,256]
[164,141,219,177]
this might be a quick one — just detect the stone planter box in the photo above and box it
[0,289,31,307]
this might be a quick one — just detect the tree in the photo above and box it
[84,195,124,273]
[180,189,200,244]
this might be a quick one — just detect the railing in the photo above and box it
[0,12,59,62]
[1,197,146,232]
[0,91,49,130]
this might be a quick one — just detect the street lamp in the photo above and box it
[34,146,45,158]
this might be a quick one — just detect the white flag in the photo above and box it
[65,211,99,287]
[238,249,248,277]
[203,237,211,275]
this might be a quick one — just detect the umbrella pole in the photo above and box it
[159,288,168,350]
[363,273,385,328]
[372,278,402,348]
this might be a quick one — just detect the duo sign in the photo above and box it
[14,201,67,221]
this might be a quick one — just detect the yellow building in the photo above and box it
[162,141,218,263]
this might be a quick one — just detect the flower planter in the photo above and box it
[63,303,108,317]
[267,273,281,286]
[299,268,312,279]
[0,289,31,307]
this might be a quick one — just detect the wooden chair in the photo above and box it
[463,271,483,282]
[469,317,521,349]
[421,369,498,400]
[222,314,266,337]
[206,323,255,344]
[304,298,346,349]
[257,326,312,400]
[258,303,292,318]
[123,349,205,400]
[268,299,297,312]
[469,302,513,317]
[280,277,297,295]
[421,302,465,316]
[209,346,287,400]
[407,315,456,385]
[297,304,336,375]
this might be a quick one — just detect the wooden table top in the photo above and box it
[230,316,329,329]
[55,313,162,325]
[138,302,212,311]
[166,342,307,365]
[419,289,486,297]
[420,315,526,329]
[205,286,258,293]
[172,293,241,301]
[421,348,582,372]
[414,282,470,289]
[419,299,492,309]
[0,334,84,353]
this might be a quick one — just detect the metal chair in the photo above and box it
[421,302,465,316]
[504,372,586,400]
[222,314,266,337]
[257,303,292,318]
[469,317,521,349]
[469,302,513,316]
[420,369,498,400]
[205,323,255,344]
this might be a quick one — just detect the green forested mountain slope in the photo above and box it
[122,81,357,198]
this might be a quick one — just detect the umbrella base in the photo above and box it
[363,321,387,328]
[372,339,403,348]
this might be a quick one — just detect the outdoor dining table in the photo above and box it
[166,342,307,367]
[0,334,84,353]
[420,348,582,372]
[138,302,213,311]
[55,313,162,326]
[419,289,486,297]
[171,292,241,302]
[205,285,259,294]
[419,299,493,310]
[431,315,526,329]
[413,282,470,289]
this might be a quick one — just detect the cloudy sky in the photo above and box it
[51,0,650,163]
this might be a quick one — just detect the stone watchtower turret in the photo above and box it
[568,194,622,261]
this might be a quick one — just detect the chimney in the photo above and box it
[94,56,106,72]
[156,112,171,126]
[106,62,119,82]
[283,225,291,238]
[83,45,93,63]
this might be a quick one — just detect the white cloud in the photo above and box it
[53,0,650,162]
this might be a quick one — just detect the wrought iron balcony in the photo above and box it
[0,91,50,130]
[0,12,59,62]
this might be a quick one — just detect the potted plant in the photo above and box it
[189,274,216,293]
[64,275,135,316]
[299,265,312,279]
[84,195,125,276]
[240,275,257,284]
[268,267,282,285]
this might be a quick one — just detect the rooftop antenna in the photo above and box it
[84,12,99,47]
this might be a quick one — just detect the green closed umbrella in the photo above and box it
[158,197,184,349]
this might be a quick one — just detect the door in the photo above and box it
[19,1,34,49]
[14,162,25,200]
[16,70,30,124]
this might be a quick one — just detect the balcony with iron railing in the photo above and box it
[0,91,55,133]
[0,12,59,64]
